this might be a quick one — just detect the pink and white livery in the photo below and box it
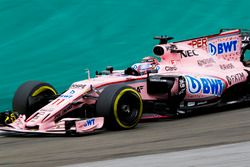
[1,29,250,135]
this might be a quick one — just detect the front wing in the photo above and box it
[0,116,104,135]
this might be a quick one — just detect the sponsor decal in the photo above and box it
[60,90,75,99]
[170,60,176,65]
[165,66,177,71]
[156,65,160,71]
[178,76,186,96]
[52,90,76,105]
[60,95,72,99]
[219,63,235,70]
[131,64,137,70]
[208,40,237,56]
[197,58,215,67]
[226,72,245,85]
[179,78,186,89]
[186,75,224,96]
[188,38,207,49]
[136,86,144,93]
[242,36,250,47]
[71,84,86,89]
[60,94,73,98]
[242,36,250,42]
[71,90,75,93]
[39,108,54,112]
[181,50,199,58]
[84,118,95,127]
[165,44,178,51]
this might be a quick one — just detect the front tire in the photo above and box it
[13,81,57,117]
[96,85,143,130]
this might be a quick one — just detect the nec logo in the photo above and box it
[208,40,237,55]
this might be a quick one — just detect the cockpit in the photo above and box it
[125,56,159,76]
[95,56,159,77]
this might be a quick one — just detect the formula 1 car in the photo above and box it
[0,29,250,135]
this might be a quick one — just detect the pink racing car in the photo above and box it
[0,29,250,135]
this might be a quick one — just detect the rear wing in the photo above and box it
[219,28,250,33]
[153,29,243,62]
[220,28,250,46]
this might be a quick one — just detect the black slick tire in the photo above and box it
[96,85,143,130]
[13,81,57,117]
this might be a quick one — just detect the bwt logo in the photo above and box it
[84,118,95,127]
[208,40,237,55]
[186,76,224,96]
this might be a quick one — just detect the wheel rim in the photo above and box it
[29,86,57,114]
[114,90,142,128]
[32,86,57,96]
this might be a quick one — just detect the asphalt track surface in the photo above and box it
[0,106,250,167]
[63,141,250,167]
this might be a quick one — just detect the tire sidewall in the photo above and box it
[13,81,57,116]
[96,84,143,130]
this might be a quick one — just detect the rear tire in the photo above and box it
[13,81,57,117]
[96,85,143,130]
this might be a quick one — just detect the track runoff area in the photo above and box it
[62,141,250,167]
[62,107,250,167]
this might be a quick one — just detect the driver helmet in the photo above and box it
[141,56,159,64]
[131,56,159,75]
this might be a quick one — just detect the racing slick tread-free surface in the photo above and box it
[13,81,57,116]
[0,107,250,167]
[96,85,143,130]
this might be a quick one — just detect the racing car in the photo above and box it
[0,28,250,135]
